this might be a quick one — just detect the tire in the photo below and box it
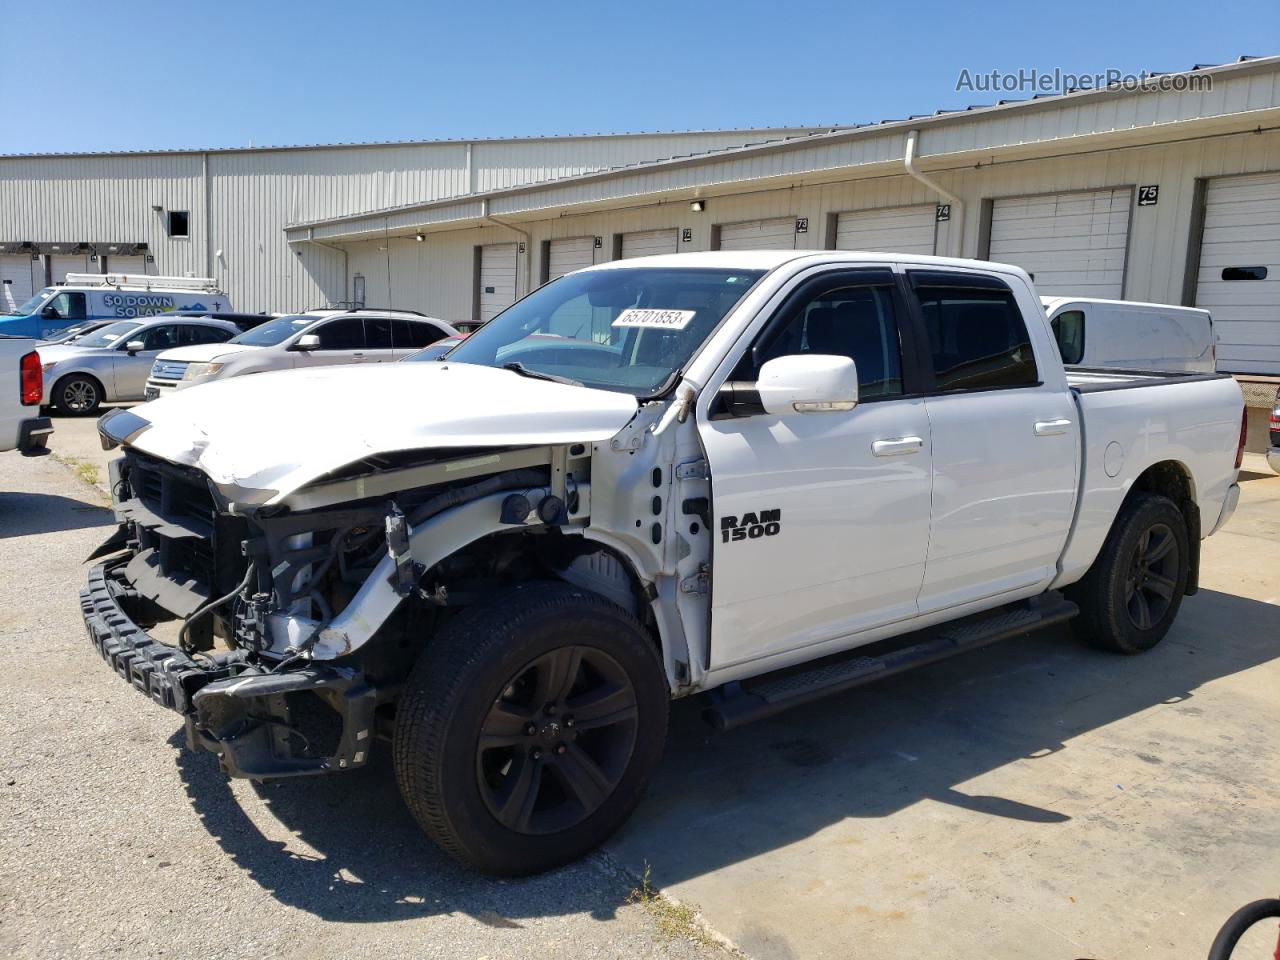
[52,374,103,416]
[1207,899,1280,960]
[393,581,669,875]
[1067,493,1190,654]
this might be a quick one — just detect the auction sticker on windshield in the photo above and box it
[612,308,696,330]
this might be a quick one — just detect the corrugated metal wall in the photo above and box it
[0,130,820,311]
[335,128,1280,331]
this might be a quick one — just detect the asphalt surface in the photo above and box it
[0,447,729,960]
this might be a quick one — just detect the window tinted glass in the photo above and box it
[315,317,366,350]
[77,320,143,348]
[1050,309,1085,365]
[394,319,447,349]
[738,280,904,398]
[138,325,181,351]
[917,282,1038,390]
[364,316,394,349]
[181,325,232,346]
[48,292,87,320]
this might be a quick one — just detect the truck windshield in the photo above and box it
[5,289,53,316]
[76,320,144,348]
[445,267,765,396]
[228,313,317,346]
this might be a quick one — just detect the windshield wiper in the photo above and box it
[501,362,583,387]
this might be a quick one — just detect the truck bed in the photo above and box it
[1066,366,1235,393]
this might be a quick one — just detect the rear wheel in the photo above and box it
[52,374,102,415]
[393,582,669,875]
[1068,493,1190,654]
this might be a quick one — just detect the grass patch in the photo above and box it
[628,861,720,948]
[54,454,102,489]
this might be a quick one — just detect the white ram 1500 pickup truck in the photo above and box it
[85,252,1245,875]
[0,335,52,454]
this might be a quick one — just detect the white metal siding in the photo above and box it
[620,229,678,259]
[835,205,936,255]
[718,217,796,251]
[0,255,34,311]
[1195,170,1280,373]
[49,253,88,284]
[989,188,1132,298]
[547,237,595,280]
[478,243,517,322]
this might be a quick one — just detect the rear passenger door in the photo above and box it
[362,315,399,362]
[909,270,1078,615]
[391,318,450,359]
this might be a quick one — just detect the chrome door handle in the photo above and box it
[1034,419,1072,437]
[872,436,924,457]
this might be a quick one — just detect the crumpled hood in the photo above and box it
[117,361,640,502]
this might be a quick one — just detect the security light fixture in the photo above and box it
[690,200,705,213]
[415,233,425,242]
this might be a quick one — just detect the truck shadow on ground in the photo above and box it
[173,587,1280,926]
[0,490,112,539]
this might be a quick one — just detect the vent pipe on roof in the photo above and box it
[903,129,964,257]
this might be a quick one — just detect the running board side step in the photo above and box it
[703,595,1078,732]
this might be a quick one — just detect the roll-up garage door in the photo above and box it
[104,255,148,279]
[547,237,594,281]
[718,217,796,251]
[478,243,518,323]
[1194,171,1280,374]
[620,229,678,259]
[835,206,937,255]
[988,188,1132,298]
[49,253,89,284]
[0,255,35,312]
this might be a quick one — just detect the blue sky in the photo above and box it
[5,0,1277,154]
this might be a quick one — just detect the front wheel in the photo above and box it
[393,582,669,875]
[52,374,102,416]
[1068,493,1190,654]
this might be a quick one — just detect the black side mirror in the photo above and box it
[712,381,766,418]
[42,306,59,319]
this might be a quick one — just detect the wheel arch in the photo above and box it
[52,369,107,406]
[1123,459,1201,595]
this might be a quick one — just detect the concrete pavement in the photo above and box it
[13,411,1280,959]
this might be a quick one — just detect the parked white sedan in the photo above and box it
[39,317,243,414]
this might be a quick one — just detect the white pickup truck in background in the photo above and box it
[0,336,51,454]
[84,251,1244,876]
[1044,296,1217,373]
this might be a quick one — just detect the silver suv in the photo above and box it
[145,308,457,399]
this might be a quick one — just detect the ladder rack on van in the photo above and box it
[63,273,223,293]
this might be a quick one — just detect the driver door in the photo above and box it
[111,322,181,399]
[697,268,934,670]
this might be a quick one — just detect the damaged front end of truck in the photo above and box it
[82,392,692,780]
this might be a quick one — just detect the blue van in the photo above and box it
[0,274,234,340]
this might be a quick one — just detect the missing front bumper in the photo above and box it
[81,560,377,779]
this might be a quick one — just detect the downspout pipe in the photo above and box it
[904,129,964,257]
[482,198,533,298]
[304,227,350,306]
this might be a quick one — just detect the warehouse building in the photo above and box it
[3,55,1279,437]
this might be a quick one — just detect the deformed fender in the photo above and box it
[304,489,549,659]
